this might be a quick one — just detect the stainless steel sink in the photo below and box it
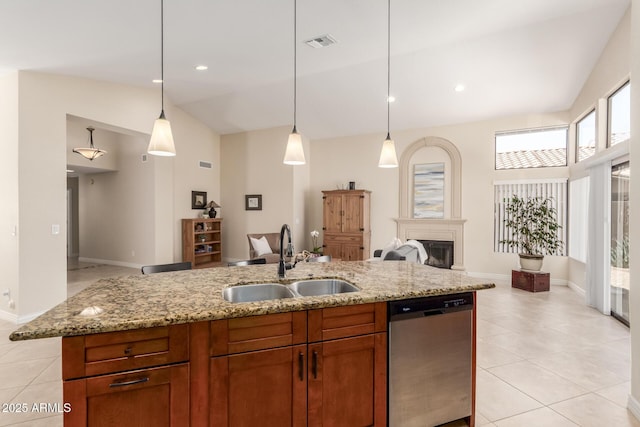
[288,279,359,297]
[222,283,295,303]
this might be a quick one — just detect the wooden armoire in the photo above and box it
[322,190,371,260]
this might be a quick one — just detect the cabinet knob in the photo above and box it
[124,347,133,356]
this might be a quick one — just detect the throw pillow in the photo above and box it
[250,236,273,257]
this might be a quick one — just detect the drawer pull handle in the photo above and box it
[109,377,150,388]
[298,352,304,381]
[312,351,318,379]
[124,347,133,356]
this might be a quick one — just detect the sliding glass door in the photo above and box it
[610,161,629,326]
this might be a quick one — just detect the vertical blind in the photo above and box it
[494,179,567,255]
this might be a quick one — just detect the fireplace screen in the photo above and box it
[419,240,454,269]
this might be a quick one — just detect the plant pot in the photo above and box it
[519,254,544,272]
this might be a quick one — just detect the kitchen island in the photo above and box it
[11,261,494,427]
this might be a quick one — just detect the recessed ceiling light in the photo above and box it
[195,65,208,71]
[454,84,465,92]
[387,96,396,103]
[152,79,163,84]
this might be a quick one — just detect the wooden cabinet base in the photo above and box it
[512,270,550,292]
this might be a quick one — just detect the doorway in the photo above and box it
[610,160,629,326]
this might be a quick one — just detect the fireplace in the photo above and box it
[419,240,454,269]
[395,218,466,270]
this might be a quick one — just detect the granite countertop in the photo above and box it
[10,261,494,341]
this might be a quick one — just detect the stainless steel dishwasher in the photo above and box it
[388,293,473,427]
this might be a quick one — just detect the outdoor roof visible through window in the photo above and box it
[495,127,568,170]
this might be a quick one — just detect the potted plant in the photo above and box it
[500,195,564,271]
[310,230,322,254]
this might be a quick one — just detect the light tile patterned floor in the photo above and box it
[0,266,638,426]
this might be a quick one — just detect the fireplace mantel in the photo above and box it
[395,218,466,271]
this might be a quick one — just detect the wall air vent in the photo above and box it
[304,34,338,49]
[199,160,213,169]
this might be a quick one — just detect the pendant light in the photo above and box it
[73,127,107,161]
[283,0,306,165]
[378,0,398,168]
[147,0,176,157]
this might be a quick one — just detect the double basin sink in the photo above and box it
[223,279,359,303]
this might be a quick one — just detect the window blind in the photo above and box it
[494,179,567,255]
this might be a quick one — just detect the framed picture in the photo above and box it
[192,191,207,209]
[245,194,262,211]
[413,163,444,218]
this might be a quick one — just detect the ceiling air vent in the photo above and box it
[199,160,212,169]
[304,34,338,49]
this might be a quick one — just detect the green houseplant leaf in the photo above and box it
[499,195,564,256]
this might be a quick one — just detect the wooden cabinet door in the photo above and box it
[64,363,189,427]
[322,241,342,259]
[342,244,362,261]
[323,194,343,233]
[210,345,307,427]
[342,193,364,233]
[307,334,387,427]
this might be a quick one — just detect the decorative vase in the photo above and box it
[519,254,544,272]
[209,208,217,218]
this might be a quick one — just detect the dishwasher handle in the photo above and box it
[422,309,445,317]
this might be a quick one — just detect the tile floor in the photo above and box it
[0,265,638,426]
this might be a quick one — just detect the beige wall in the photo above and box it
[629,0,639,417]
[0,72,19,321]
[567,9,631,291]
[78,132,156,265]
[5,71,219,321]
[310,112,571,279]
[220,126,310,261]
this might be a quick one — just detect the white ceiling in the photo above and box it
[0,0,630,140]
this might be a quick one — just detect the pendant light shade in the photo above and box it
[284,126,305,165]
[148,111,176,156]
[379,133,398,168]
[378,0,398,168]
[73,127,107,161]
[283,0,306,165]
[147,0,176,157]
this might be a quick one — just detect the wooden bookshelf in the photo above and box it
[182,218,222,269]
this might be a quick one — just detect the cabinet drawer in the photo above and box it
[62,324,189,380]
[211,311,307,356]
[324,234,363,244]
[64,363,189,427]
[308,303,387,342]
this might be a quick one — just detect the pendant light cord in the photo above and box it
[386,0,391,138]
[161,0,165,113]
[293,0,297,129]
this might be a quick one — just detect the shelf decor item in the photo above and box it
[500,195,563,272]
[205,200,220,218]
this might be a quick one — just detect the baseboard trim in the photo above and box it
[0,309,17,324]
[78,257,143,270]
[17,310,46,324]
[628,394,640,422]
[567,281,586,298]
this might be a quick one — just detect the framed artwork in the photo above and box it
[413,163,444,218]
[192,191,207,209]
[245,194,262,211]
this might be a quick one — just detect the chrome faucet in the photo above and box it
[278,224,294,278]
